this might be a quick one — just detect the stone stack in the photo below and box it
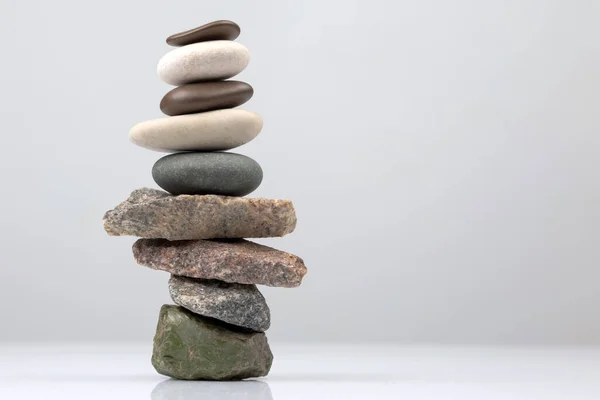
[103,20,307,381]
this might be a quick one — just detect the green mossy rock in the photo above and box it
[152,305,273,380]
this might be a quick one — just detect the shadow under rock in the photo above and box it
[268,373,399,383]
[151,379,273,400]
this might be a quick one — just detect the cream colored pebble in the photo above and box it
[157,40,250,85]
[129,109,262,152]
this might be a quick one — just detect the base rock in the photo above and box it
[152,305,273,380]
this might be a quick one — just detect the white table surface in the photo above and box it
[1,343,599,399]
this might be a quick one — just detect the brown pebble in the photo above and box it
[166,20,241,46]
[160,81,253,116]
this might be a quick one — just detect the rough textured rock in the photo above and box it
[152,152,263,196]
[103,188,296,240]
[166,20,241,46]
[169,275,270,332]
[157,41,250,85]
[130,110,262,152]
[151,379,273,400]
[134,239,307,288]
[160,81,254,116]
[152,305,273,380]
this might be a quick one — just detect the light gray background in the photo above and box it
[0,0,598,344]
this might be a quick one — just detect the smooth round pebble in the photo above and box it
[157,41,250,85]
[166,20,241,46]
[129,109,262,152]
[160,81,253,116]
[152,152,263,196]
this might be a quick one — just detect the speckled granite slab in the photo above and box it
[103,188,296,240]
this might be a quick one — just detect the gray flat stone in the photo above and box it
[169,275,270,332]
[103,188,296,240]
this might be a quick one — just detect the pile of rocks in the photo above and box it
[103,20,307,380]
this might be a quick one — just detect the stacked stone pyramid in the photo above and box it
[103,20,307,380]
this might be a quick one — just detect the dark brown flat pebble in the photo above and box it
[166,20,241,46]
[160,81,253,116]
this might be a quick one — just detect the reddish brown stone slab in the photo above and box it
[133,239,307,288]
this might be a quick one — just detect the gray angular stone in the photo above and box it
[134,238,307,288]
[152,305,273,380]
[152,152,263,196]
[169,275,270,332]
[103,188,296,240]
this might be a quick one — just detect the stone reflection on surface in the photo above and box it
[151,379,273,400]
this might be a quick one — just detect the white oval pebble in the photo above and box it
[157,41,250,85]
[129,109,263,152]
